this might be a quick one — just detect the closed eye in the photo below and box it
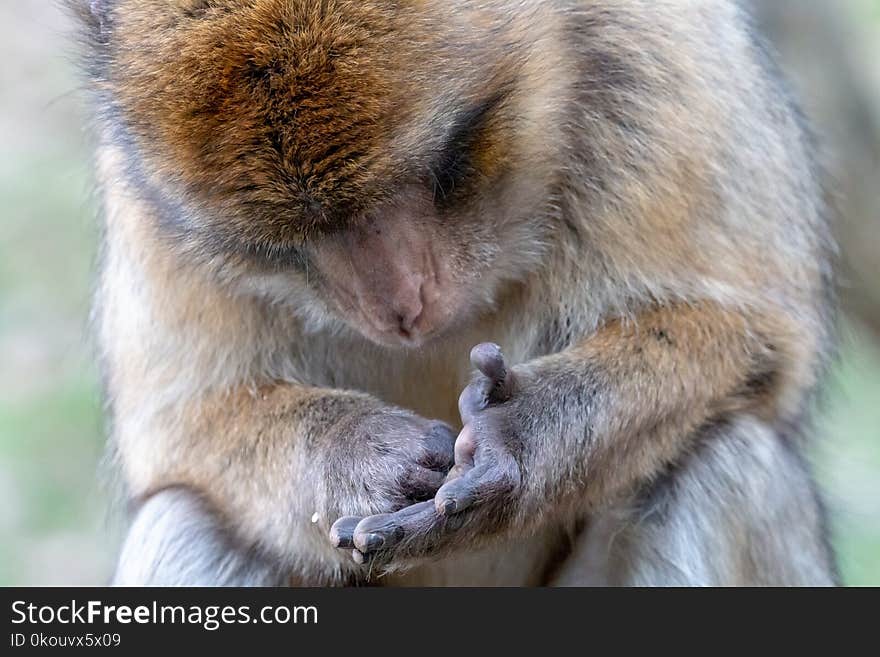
[429,89,511,206]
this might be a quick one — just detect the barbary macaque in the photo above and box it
[73,0,838,585]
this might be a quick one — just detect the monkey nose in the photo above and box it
[393,293,424,339]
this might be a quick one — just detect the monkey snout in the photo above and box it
[310,208,456,346]
[358,279,428,343]
[389,284,425,339]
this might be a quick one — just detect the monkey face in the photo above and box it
[306,188,501,347]
[99,0,562,346]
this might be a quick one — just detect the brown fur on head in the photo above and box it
[78,0,566,346]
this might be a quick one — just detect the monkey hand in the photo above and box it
[321,408,457,549]
[329,343,526,567]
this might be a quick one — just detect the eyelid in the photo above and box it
[430,89,511,203]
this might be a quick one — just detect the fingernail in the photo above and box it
[363,533,385,550]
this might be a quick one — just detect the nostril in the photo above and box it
[396,308,421,337]
[396,313,412,337]
[394,290,424,337]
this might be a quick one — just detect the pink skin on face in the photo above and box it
[312,202,463,348]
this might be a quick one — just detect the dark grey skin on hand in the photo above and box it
[321,408,459,533]
[330,343,523,565]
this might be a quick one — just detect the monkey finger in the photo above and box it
[458,371,511,425]
[453,424,477,467]
[419,422,456,470]
[458,381,489,425]
[470,343,514,404]
[353,501,436,553]
[438,448,520,517]
[329,516,361,549]
[470,343,507,382]
[400,466,447,501]
[434,463,493,515]
[444,462,473,484]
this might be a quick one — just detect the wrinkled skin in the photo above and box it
[330,343,525,565]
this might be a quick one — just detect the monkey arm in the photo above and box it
[95,147,458,578]
[330,301,802,565]
[508,301,793,512]
[113,381,455,579]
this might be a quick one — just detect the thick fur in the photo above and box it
[72,1,837,586]
[114,488,286,586]
[551,417,835,586]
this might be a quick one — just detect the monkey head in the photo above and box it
[86,0,566,347]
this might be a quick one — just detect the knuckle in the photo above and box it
[455,431,477,456]
[422,422,451,446]
[460,380,488,407]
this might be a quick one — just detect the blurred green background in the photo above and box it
[0,2,878,585]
